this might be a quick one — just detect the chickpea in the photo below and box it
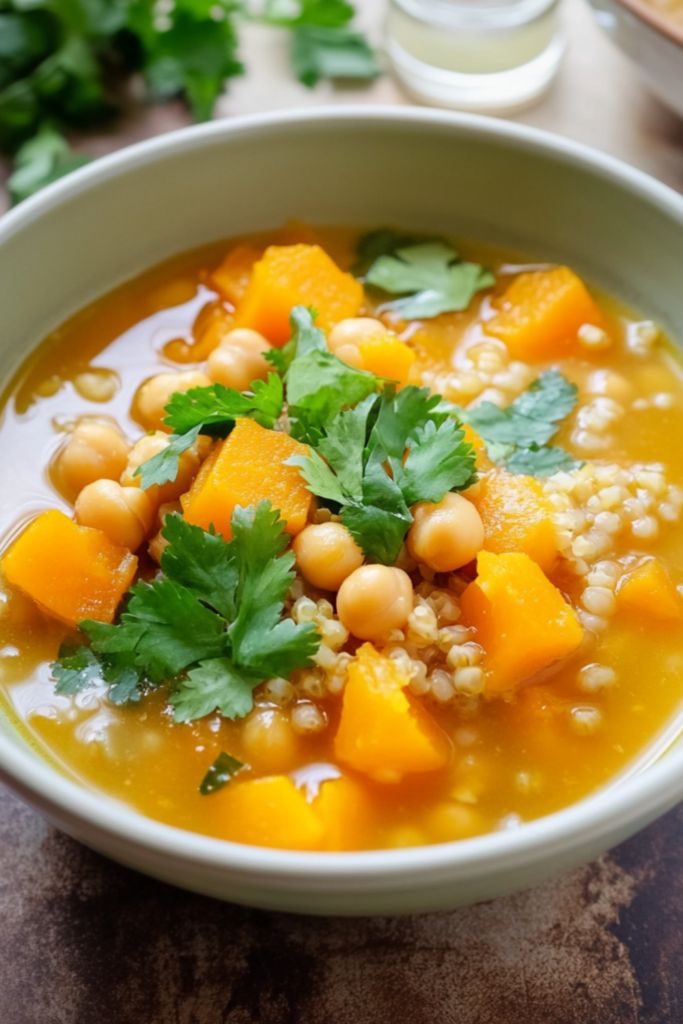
[207,328,272,392]
[148,501,182,564]
[75,479,154,551]
[333,343,365,369]
[121,431,203,506]
[328,317,388,352]
[241,708,299,772]
[57,421,130,497]
[407,493,484,572]
[337,565,413,641]
[134,370,211,432]
[292,522,364,591]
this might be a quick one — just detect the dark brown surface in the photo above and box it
[2,783,683,1024]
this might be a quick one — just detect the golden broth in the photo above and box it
[1,225,683,851]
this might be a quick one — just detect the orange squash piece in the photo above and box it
[358,336,415,387]
[335,643,450,779]
[233,244,364,346]
[2,510,137,627]
[210,244,262,307]
[469,470,559,574]
[313,777,372,851]
[182,417,312,539]
[460,551,583,697]
[461,424,493,473]
[217,776,325,850]
[617,559,682,621]
[484,266,606,360]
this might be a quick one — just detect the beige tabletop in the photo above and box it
[2,4,683,1022]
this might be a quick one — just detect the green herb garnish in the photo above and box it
[199,752,245,795]
[364,242,495,320]
[288,381,477,564]
[462,370,580,477]
[52,503,320,722]
[1,0,377,204]
[134,374,284,490]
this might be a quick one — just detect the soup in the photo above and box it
[0,224,682,852]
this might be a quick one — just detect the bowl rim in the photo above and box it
[2,104,683,885]
[598,0,683,50]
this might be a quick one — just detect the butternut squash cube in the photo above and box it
[469,470,559,574]
[182,417,311,539]
[334,643,450,779]
[460,551,583,697]
[210,244,261,307]
[233,244,364,346]
[461,424,493,473]
[2,510,137,627]
[313,776,372,851]
[617,559,682,621]
[358,336,415,387]
[485,266,606,360]
[217,776,325,850]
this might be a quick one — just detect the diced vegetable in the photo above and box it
[234,244,364,346]
[485,267,606,360]
[2,510,137,627]
[334,643,450,778]
[216,776,325,850]
[460,551,583,696]
[461,424,492,472]
[210,245,262,306]
[313,777,372,851]
[469,470,559,574]
[182,417,312,539]
[617,559,682,621]
[358,336,415,386]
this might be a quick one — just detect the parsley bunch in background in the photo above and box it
[0,0,379,205]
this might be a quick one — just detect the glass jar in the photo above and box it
[386,0,565,115]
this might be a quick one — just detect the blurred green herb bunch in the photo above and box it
[0,0,379,204]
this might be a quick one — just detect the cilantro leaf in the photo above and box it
[284,306,381,428]
[341,450,412,565]
[291,26,379,88]
[395,419,476,505]
[264,0,355,28]
[136,375,284,489]
[163,375,283,436]
[288,447,347,506]
[228,502,319,676]
[315,394,378,501]
[198,750,245,795]
[160,513,238,621]
[505,445,580,477]
[353,228,443,276]
[464,402,557,448]
[371,384,442,459]
[83,579,228,682]
[8,123,91,205]
[171,658,260,723]
[462,371,579,477]
[511,370,579,424]
[135,424,202,491]
[127,0,243,122]
[107,668,142,705]
[365,243,494,320]
[53,644,103,695]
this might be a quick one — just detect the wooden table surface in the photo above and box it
[3,1,683,1021]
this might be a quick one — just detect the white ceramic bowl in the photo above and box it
[2,108,683,916]
[587,0,683,118]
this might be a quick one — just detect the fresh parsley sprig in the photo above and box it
[267,305,383,441]
[288,384,477,564]
[364,242,495,320]
[52,503,320,722]
[461,370,580,477]
[134,374,284,490]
